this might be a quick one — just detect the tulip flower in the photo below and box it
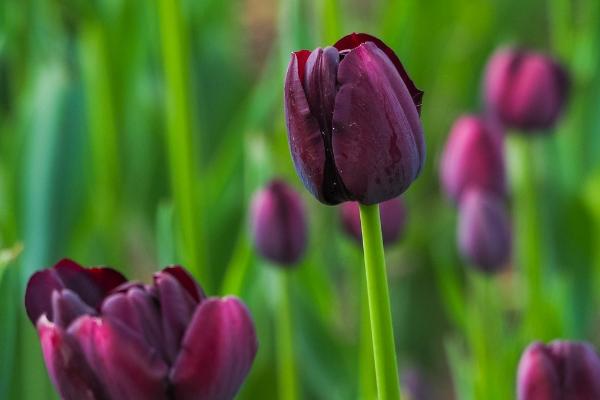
[250,179,307,266]
[284,32,425,205]
[484,47,569,132]
[517,341,600,400]
[440,115,506,203]
[340,197,407,246]
[25,259,258,400]
[457,189,511,272]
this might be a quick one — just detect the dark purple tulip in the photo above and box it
[457,190,511,272]
[439,115,506,203]
[517,341,600,400]
[484,47,569,131]
[250,180,308,266]
[284,32,425,205]
[25,259,258,400]
[340,197,407,246]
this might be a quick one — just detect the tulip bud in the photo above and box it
[517,341,600,400]
[250,179,308,266]
[284,32,425,205]
[340,197,407,246]
[484,47,569,131]
[440,115,506,203]
[457,190,511,272]
[25,259,258,400]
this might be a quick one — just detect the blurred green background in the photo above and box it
[0,0,599,399]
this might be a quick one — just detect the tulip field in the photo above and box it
[2,0,600,399]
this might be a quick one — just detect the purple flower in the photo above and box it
[284,32,425,205]
[517,341,600,400]
[484,47,569,132]
[439,115,506,203]
[25,259,258,400]
[340,197,407,246]
[250,180,308,266]
[457,190,511,272]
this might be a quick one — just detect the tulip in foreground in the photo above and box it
[284,32,425,205]
[440,115,506,203]
[340,197,407,246]
[517,340,600,400]
[458,189,511,272]
[250,179,307,266]
[25,259,258,400]
[484,47,569,132]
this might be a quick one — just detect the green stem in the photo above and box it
[358,270,377,399]
[509,137,545,338]
[157,0,207,285]
[276,271,299,400]
[358,204,402,400]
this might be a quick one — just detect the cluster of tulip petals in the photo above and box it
[284,32,425,206]
[517,341,600,400]
[25,259,258,400]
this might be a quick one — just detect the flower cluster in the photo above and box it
[439,47,569,272]
[25,259,258,400]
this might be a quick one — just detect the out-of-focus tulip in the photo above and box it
[401,368,430,400]
[25,259,258,400]
[484,47,569,131]
[517,340,600,400]
[250,179,308,266]
[440,115,506,203]
[457,190,511,272]
[340,197,407,246]
[284,32,425,205]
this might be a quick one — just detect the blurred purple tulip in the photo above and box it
[484,47,569,131]
[517,341,600,400]
[401,368,430,400]
[457,190,511,272]
[340,197,407,246]
[439,115,506,203]
[25,259,258,400]
[250,179,308,266]
[284,32,425,205]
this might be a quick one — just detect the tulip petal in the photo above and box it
[332,42,425,204]
[161,265,205,303]
[37,316,108,400]
[517,342,561,400]
[171,297,258,400]
[303,46,339,135]
[101,287,166,360]
[25,259,126,325]
[154,271,199,363]
[549,341,600,399]
[284,50,330,203]
[334,32,423,113]
[52,289,96,328]
[69,316,169,400]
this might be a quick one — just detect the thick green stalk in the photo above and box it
[157,0,207,284]
[358,204,402,400]
[276,271,299,400]
[358,270,377,399]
